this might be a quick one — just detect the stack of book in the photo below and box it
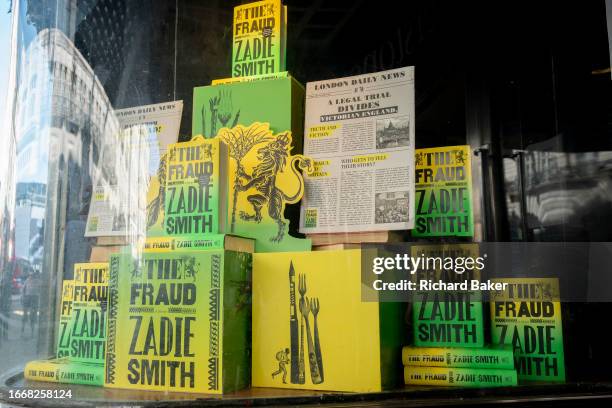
[24,263,109,386]
[403,346,517,387]
[407,243,517,388]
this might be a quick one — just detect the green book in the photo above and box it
[68,263,108,364]
[143,234,255,253]
[163,136,228,236]
[412,244,485,348]
[25,358,104,386]
[105,247,253,394]
[413,145,474,237]
[402,346,514,369]
[404,366,517,387]
[490,278,565,382]
[56,280,74,358]
[232,0,285,77]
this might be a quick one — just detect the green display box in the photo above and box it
[192,76,310,253]
[193,75,304,151]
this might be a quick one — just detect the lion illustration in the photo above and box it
[235,133,312,242]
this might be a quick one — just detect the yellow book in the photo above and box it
[490,277,565,382]
[69,263,109,364]
[232,0,285,77]
[413,145,474,237]
[163,136,228,235]
[402,346,514,369]
[56,280,74,358]
[104,248,253,394]
[25,358,104,386]
[411,243,485,348]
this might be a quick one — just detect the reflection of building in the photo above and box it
[506,150,612,240]
[24,0,131,101]
[13,27,128,281]
[14,182,46,270]
[3,19,148,352]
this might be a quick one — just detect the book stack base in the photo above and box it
[402,346,517,387]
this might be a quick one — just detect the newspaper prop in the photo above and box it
[85,101,183,237]
[299,67,415,233]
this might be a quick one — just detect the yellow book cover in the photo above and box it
[163,136,228,236]
[69,263,109,364]
[232,0,284,77]
[56,280,74,358]
[105,249,252,394]
[413,145,473,237]
[252,249,403,392]
[490,277,565,382]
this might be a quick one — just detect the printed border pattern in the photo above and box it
[105,255,119,384]
[208,254,221,390]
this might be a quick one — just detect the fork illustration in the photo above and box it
[297,273,306,384]
[300,295,323,384]
[310,297,324,382]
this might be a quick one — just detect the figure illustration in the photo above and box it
[455,149,466,165]
[202,143,213,160]
[415,152,424,167]
[130,259,142,280]
[272,348,290,384]
[181,256,198,282]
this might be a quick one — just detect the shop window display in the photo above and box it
[0,0,612,406]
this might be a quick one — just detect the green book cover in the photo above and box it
[105,249,252,394]
[56,280,74,358]
[402,346,514,369]
[193,76,310,253]
[404,366,517,387]
[68,263,108,364]
[163,136,228,236]
[25,358,104,386]
[413,145,474,237]
[232,0,285,77]
[412,244,485,348]
[490,278,565,382]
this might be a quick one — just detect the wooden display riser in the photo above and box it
[2,369,612,407]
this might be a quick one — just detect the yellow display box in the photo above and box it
[252,249,404,392]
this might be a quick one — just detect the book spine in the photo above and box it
[402,346,514,369]
[25,361,104,386]
[104,255,120,386]
[404,366,517,387]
